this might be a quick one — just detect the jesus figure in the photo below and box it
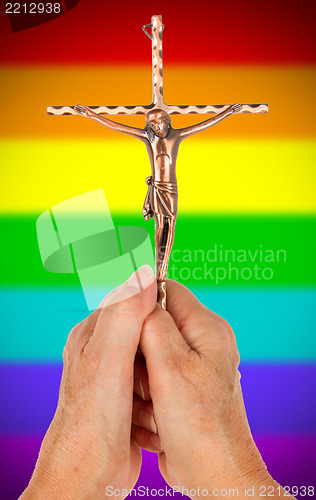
[74,103,242,306]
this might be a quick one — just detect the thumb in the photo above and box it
[165,279,235,355]
[140,279,235,385]
[79,265,157,451]
[140,304,191,395]
[138,300,194,453]
[87,265,157,372]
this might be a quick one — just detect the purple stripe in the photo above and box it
[0,364,62,434]
[1,364,316,434]
[0,435,42,500]
[0,435,315,499]
[254,436,316,490]
[239,364,316,434]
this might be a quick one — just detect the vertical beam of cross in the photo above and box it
[152,15,164,108]
[47,15,268,117]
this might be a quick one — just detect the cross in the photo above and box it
[47,15,268,309]
[48,15,268,117]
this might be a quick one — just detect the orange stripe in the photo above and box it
[1,66,316,138]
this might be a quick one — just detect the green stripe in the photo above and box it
[1,214,315,287]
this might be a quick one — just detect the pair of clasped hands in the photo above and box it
[21,266,293,499]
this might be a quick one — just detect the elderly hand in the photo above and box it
[20,265,157,500]
[132,280,295,499]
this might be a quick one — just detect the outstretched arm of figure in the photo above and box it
[74,105,147,141]
[178,103,242,139]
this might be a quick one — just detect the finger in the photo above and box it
[131,424,162,453]
[81,266,157,446]
[141,304,191,360]
[166,279,212,332]
[165,279,235,354]
[66,269,154,356]
[132,393,157,434]
[134,353,151,401]
[140,305,193,392]
[87,265,157,368]
[68,267,156,357]
[64,306,103,360]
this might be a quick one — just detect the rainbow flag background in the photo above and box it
[1,0,316,498]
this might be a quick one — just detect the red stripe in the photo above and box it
[0,0,316,64]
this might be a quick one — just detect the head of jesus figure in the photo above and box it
[145,109,171,139]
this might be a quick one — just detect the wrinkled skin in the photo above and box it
[20,271,157,500]
[132,281,295,498]
[20,273,295,499]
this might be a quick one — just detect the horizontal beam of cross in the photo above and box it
[47,103,268,116]
[47,15,268,117]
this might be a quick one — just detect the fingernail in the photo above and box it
[139,411,157,434]
[134,377,145,400]
[99,265,155,308]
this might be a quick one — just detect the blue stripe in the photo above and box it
[0,288,315,361]
[192,288,316,361]
[0,363,315,434]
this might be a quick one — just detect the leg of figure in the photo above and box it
[154,214,176,309]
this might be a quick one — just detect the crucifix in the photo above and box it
[47,15,268,309]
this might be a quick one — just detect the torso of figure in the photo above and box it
[144,128,180,183]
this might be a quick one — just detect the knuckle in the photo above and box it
[63,324,80,360]
[209,309,232,333]
[203,311,240,366]
[213,313,235,341]
[106,302,142,331]
[62,339,73,363]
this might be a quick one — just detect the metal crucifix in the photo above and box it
[47,15,268,309]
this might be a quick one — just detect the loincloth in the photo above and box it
[142,176,178,220]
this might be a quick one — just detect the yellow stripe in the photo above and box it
[1,139,315,213]
[0,66,315,138]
